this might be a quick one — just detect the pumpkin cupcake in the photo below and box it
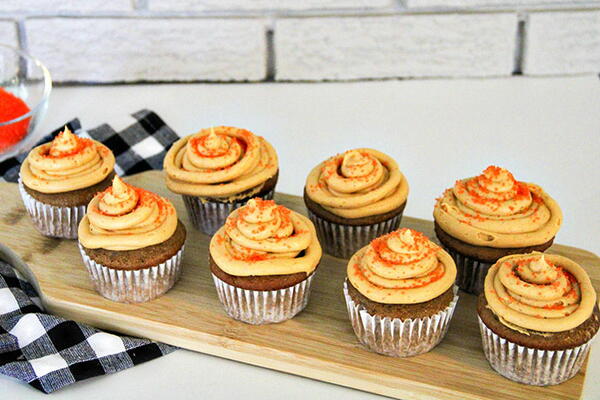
[78,176,186,303]
[18,127,115,238]
[478,253,599,385]
[164,126,278,235]
[304,148,409,259]
[345,228,458,357]
[433,166,562,294]
[209,198,321,324]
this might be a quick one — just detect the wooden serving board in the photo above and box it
[1,170,598,400]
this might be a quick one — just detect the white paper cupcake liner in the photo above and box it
[344,280,459,357]
[182,188,275,235]
[18,178,86,239]
[442,246,492,295]
[478,316,596,386]
[308,210,403,259]
[79,244,185,303]
[212,272,316,325]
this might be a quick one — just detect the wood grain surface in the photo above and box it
[0,170,598,400]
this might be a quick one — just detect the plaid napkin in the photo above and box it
[0,110,179,393]
[1,109,177,182]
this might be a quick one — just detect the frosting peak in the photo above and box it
[203,127,227,152]
[485,253,597,333]
[305,148,409,219]
[348,229,456,304]
[78,181,177,251]
[98,176,139,216]
[49,127,80,157]
[164,126,278,198]
[433,166,562,248]
[341,150,374,178]
[209,199,321,277]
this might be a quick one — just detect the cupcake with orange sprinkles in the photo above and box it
[19,126,115,238]
[164,126,278,235]
[478,252,599,385]
[78,176,186,303]
[344,228,458,357]
[209,198,321,324]
[304,148,409,259]
[433,166,562,294]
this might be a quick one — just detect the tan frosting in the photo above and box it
[78,176,178,251]
[347,228,456,304]
[484,253,597,333]
[20,127,115,194]
[305,148,409,219]
[209,198,321,276]
[433,166,562,248]
[163,126,278,198]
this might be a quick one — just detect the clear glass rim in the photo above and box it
[0,43,53,127]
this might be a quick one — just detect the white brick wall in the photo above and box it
[0,20,18,47]
[0,0,132,13]
[275,14,517,80]
[149,0,393,12]
[403,0,600,8]
[0,1,597,82]
[26,18,267,82]
[524,10,600,75]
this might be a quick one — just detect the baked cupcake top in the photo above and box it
[484,253,597,333]
[305,148,408,219]
[20,127,115,193]
[163,126,278,198]
[209,198,321,276]
[433,166,562,248]
[78,176,178,251]
[347,228,456,304]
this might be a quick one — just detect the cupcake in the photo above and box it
[344,228,458,357]
[304,148,408,259]
[433,166,562,294]
[78,176,186,303]
[18,127,116,238]
[209,198,321,324]
[164,126,279,235]
[478,253,599,385]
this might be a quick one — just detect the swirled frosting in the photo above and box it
[20,127,115,194]
[485,253,597,333]
[209,198,321,276]
[433,166,562,248]
[164,126,278,198]
[78,176,178,251]
[305,148,409,219]
[347,228,456,304]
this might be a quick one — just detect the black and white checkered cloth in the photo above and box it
[1,109,178,182]
[0,110,179,393]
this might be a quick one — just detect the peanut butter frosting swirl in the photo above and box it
[78,177,178,251]
[484,253,597,333]
[20,127,115,194]
[305,148,409,219]
[433,166,562,248]
[164,126,278,198]
[210,198,321,277]
[347,229,456,304]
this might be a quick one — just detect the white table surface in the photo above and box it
[1,76,599,399]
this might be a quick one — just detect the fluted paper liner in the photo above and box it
[344,280,459,357]
[79,244,184,303]
[478,316,595,386]
[182,188,275,235]
[212,272,315,325]
[308,210,403,259]
[442,246,492,295]
[19,178,86,239]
